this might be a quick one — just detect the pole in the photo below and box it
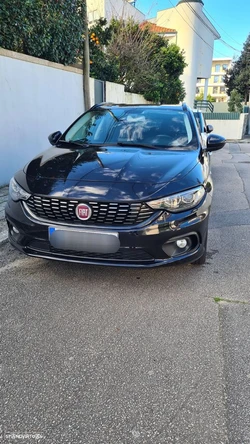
[83,4,91,111]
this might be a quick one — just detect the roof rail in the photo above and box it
[89,102,117,110]
[182,102,188,111]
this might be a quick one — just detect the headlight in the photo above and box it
[147,186,205,213]
[9,178,31,202]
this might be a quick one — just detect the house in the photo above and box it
[86,0,145,25]
[147,0,220,107]
[140,22,177,41]
[196,58,232,102]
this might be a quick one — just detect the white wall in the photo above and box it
[105,81,126,103]
[0,49,84,186]
[87,0,105,24]
[105,0,145,23]
[0,49,149,186]
[212,102,229,113]
[105,81,150,104]
[124,92,150,104]
[206,114,248,140]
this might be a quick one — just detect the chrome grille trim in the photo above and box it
[24,196,156,227]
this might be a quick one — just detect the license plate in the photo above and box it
[48,227,120,254]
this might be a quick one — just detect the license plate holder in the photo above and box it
[48,227,120,254]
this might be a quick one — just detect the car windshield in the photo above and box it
[64,108,198,150]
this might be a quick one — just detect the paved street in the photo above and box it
[0,142,250,443]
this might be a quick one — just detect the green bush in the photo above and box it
[0,0,85,65]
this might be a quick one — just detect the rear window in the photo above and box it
[65,108,198,149]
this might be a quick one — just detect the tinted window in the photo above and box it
[193,112,205,133]
[64,108,198,150]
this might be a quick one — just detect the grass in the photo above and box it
[214,297,249,305]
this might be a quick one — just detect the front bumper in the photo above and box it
[5,195,211,268]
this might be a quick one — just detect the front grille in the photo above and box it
[25,195,155,226]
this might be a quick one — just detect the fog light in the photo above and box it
[176,239,187,249]
[13,226,19,234]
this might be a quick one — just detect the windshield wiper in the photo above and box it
[116,141,158,149]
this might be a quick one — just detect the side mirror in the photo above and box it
[206,134,226,152]
[206,124,213,134]
[48,131,62,146]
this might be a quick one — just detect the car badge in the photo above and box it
[76,203,92,221]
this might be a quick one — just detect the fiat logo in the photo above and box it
[76,203,92,221]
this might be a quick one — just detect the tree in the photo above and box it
[228,89,243,112]
[224,33,250,104]
[0,0,85,65]
[195,92,215,102]
[89,19,119,82]
[88,18,186,104]
[143,42,186,103]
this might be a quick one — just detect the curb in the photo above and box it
[0,219,8,245]
[227,139,250,144]
[0,229,8,245]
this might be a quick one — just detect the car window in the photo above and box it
[193,112,206,133]
[65,110,115,144]
[64,108,198,150]
[194,114,202,133]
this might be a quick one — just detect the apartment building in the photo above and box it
[196,58,232,102]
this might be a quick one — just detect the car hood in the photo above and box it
[21,146,201,201]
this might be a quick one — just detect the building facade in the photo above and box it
[196,58,232,102]
[86,0,145,25]
[148,0,220,107]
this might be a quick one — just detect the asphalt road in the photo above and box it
[1,143,250,444]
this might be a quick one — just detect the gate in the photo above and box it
[94,79,105,104]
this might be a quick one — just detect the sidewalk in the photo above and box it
[0,185,9,244]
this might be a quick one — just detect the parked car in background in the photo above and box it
[192,109,214,144]
[5,103,226,267]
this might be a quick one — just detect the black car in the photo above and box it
[192,109,214,144]
[5,103,226,267]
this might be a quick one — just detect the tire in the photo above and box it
[192,233,207,265]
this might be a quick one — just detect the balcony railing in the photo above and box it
[194,100,214,112]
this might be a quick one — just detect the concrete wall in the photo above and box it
[0,49,84,187]
[0,49,148,186]
[212,102,229,113]
[206,114,248,140]
[105,81,149,104]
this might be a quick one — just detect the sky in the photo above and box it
[136,0,250,60]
